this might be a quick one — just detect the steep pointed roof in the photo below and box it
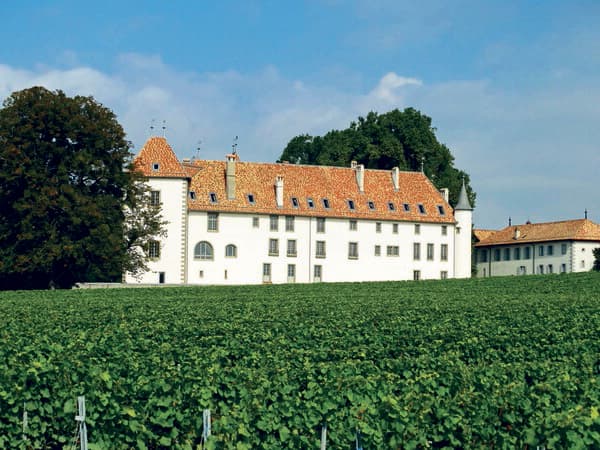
[133,136,187,178]
[475,219,600,246]
[455,180,472,211]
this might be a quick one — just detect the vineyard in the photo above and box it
[1,273,599,449]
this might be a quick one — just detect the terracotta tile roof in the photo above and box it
[473,229,496,242]
[133,136,188,178]
[475,219,600,247]
[185,159,455,223]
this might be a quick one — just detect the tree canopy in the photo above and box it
[279,108,475,207]
[0,87,164,289]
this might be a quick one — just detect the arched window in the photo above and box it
[194,241,214,260]
[225,244,237,258]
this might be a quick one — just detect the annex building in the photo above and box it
[474,219,600,277]
[125,136,473,285]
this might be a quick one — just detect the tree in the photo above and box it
[279,108,475,207]
[0,87,164,289]
[593,248,600,272]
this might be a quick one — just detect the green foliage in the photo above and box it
[1,273,600,448]
[0,87,164,289]
[279,108,475,207]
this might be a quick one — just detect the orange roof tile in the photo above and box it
[185,160,455,223]
[475,219,600,247]
[473,229,497,242]
[133,136,188,178]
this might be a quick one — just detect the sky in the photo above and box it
[1,0,599,229]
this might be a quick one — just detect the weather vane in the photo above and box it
[232,135,238,154]
[150,118,156,134]
[162,120,167,138]
[196,140,202,159]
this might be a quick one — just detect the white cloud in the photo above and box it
[368,72,422,104]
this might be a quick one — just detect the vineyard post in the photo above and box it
[75,396,88,450]
[22,402,28,442]
[202,409,211,444]
[355,428,362,450]
[320,422,327,450]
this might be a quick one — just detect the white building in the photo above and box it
[125,136,473,285]
[474,219,600,277]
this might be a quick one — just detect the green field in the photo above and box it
[1,273,599,449]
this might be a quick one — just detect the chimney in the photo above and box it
[275,176,284,208]
[440,188,449,203]
[391,167,400,190]
[226,153,238,200]
[350,160,358,169]
[355,164,365,192]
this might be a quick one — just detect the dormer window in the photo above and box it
[418,204,426,214]
[247,194,255,204]
[189,191,196,200]
[209,192,218,204]
[307,198,315,208]
[367,201,375,210]
[152,163,160,171]
[388,202,395,211]
[322,198,330,209]
[403,203,410,212]
[291,197,299,208]
[347,199,355,211]
[437,205,446,216]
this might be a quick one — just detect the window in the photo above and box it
[376,222,382,233]
[538,246,544,257]
[514,247,521,260]
[348,242,359,259]
[268,239,279,256]
[561,243,567,255]
[246,194,255,204]
[316,217,325,233]
[209,192,218,204]
[349,220,357,231]
[225,244,237,258]
[194,241,213,260]
[581,260,585,268]
[270,215,279,231]
[538,265,544,274]
[287,264,296,282]
[418,204,426,214]
[442,225,447,235]
[437,205,446,216]
[413,243,421,260]
[441,244,448,261]
[374,245,381,256]
[189,191,196,200]
[387,245,399,257]
[427,243,434,260]
[547,264,553,274]
[322,198,330,209]
[504,248,511,261]
[150,190,160,206]
[307,198,315,208]
[262,263,271,282]
[393,223,399,234]
[440,271,448,280]
[560,263,567,273]
[518,266,526,275]
[478,249,487,263]
[403,203,410,212]
[148,240,160,259]
[315,241,326,258]
[368,201,375,210]
[494,249,501,261]
[152,162,159,171]
[413,270,421,281]
[314,265,322,281]
[347,199,355,211]
[287,239,297,257]
[285,216,295,232]
[252,217,259,228]
[524,247,531,259]
[414,224,421,235]
[388,202,395,211]
[547,245,554,256]
[207,213,218,231]
[291,197,299,208]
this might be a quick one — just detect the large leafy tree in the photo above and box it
[0,87,163,289]
[279,108,475,207]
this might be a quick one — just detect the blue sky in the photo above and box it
[1,0,599,228]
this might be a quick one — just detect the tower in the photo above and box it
[454,181,473,278]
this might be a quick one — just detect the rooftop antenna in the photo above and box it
[195,140,202,159]
[509,216,512,226]
[585,208,588,220]
[232,135,238,155]
[162,120,167,138]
